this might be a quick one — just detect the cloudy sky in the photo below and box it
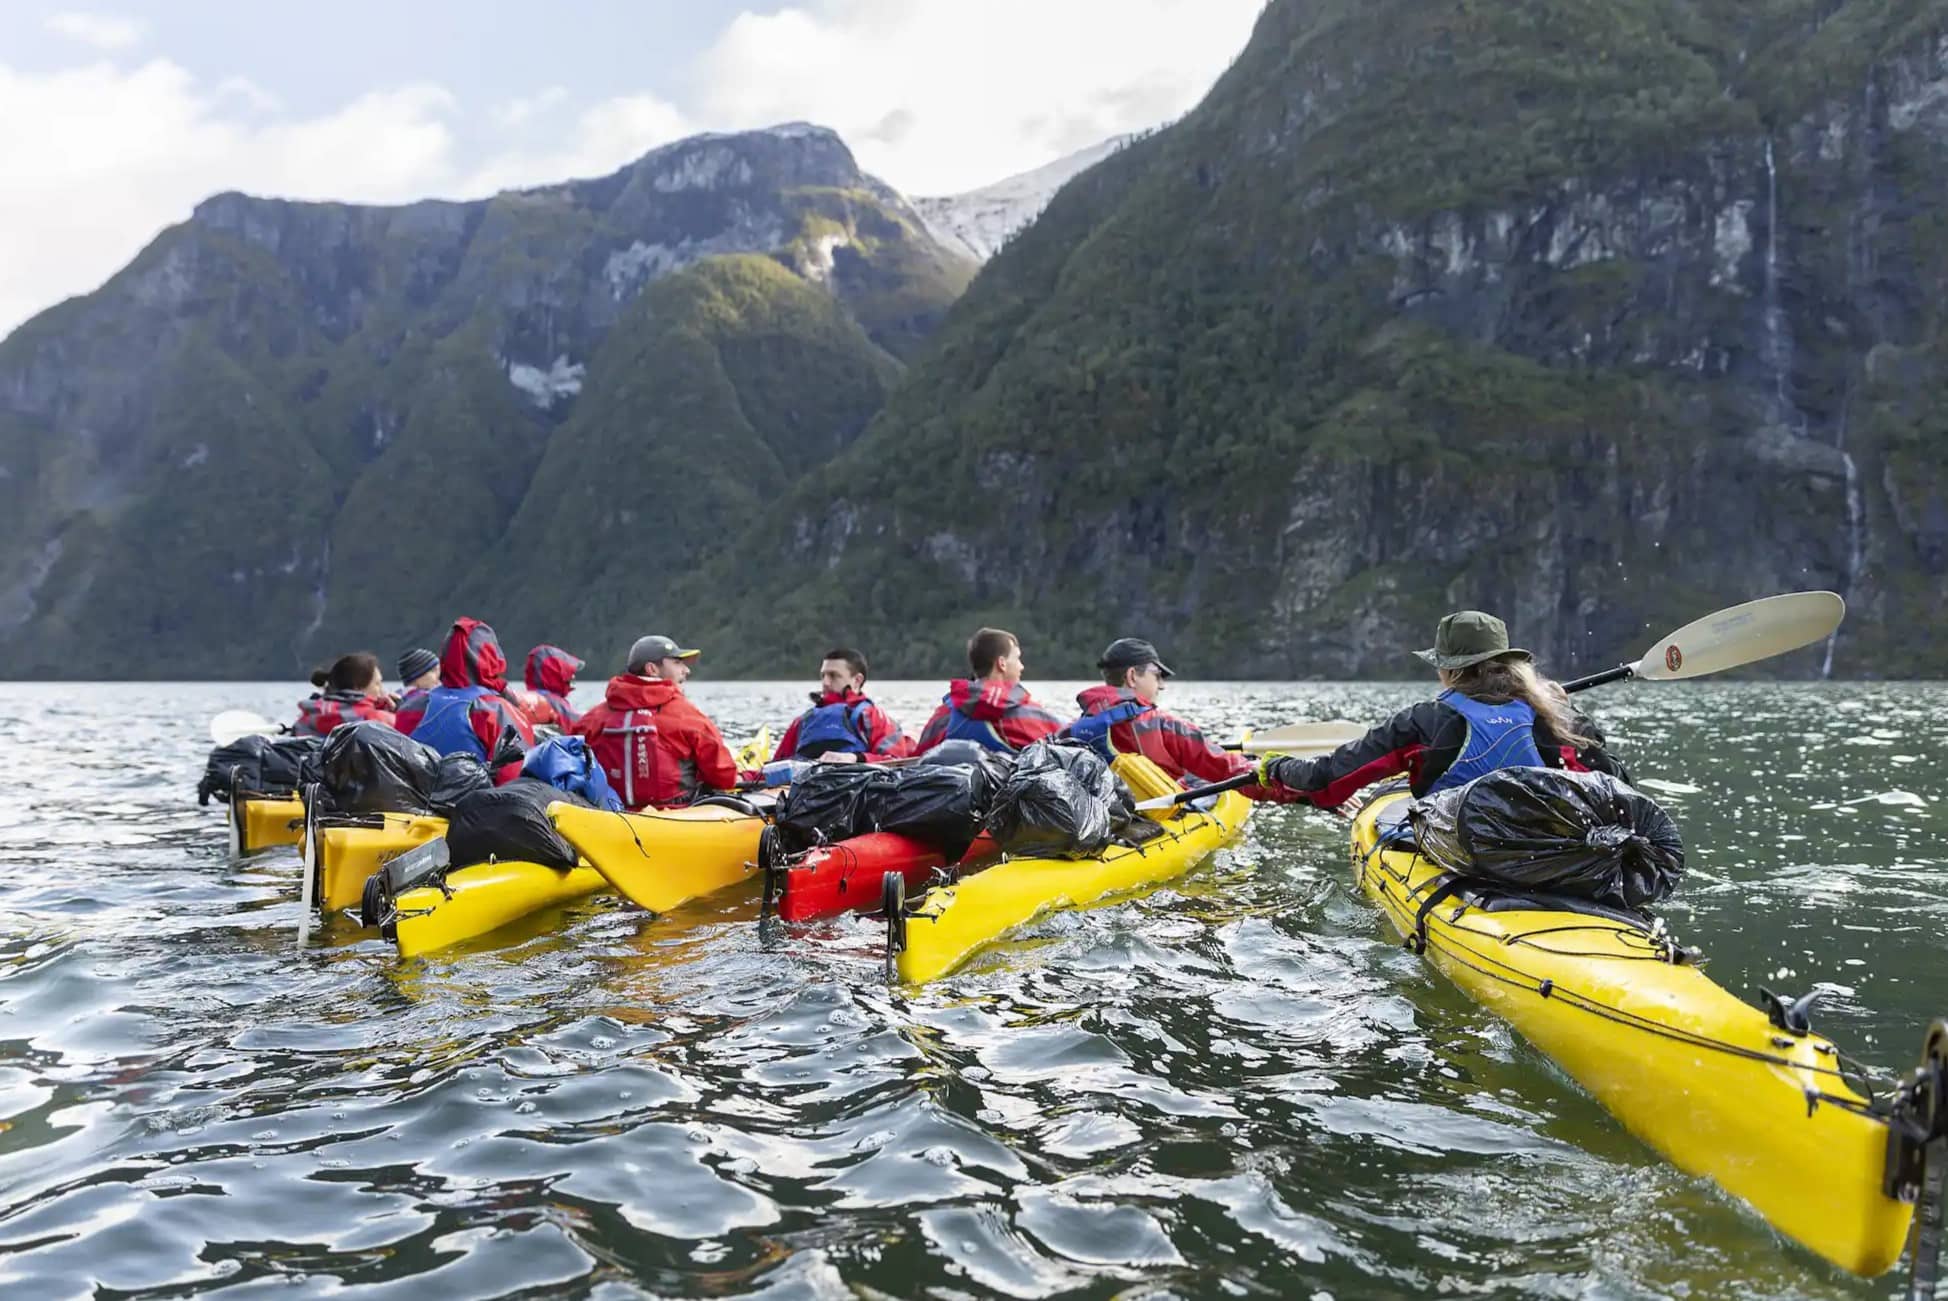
[0,0,1263,336]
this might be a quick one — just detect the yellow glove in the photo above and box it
[1254,752,1292,789]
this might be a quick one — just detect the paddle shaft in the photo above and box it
[1561,664,1633,693]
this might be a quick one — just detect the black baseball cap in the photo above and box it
[1098,637,1173,678]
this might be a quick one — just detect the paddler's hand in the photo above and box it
[1254,752,1296,791]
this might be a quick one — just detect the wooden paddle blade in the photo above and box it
[1230,721,1366,755]
[1630,591,1844,681]
[211,709,281,745]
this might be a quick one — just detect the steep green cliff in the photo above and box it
[0,126,968,676]
[2,5,1944,681]
[679,0,1948,679]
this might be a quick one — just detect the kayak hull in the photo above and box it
[229,791,303,855]
[895,756,1251,984]
[311,812,448,915]
[549,801,766,914]
[1350,790,1911,1277]
[391,860,605,957]
[778,832,1000,922]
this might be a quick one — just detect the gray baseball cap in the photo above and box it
[627,634,700,674]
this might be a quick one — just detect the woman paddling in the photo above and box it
[293,652,397,736]
[1255,610,1626,806]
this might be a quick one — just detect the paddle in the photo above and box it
[1560,590,1844,692]
[1131,731,1365,811]
[1135,590,1846,812]
[1222,720,1367,755]
[211,709,283,745]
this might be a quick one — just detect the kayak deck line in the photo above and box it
[1353,831,1901,1115]
[548,798,770,917]
[1348,789,1927,1278]
[888,755,1253,985]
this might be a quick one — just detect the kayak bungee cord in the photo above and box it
[1358,836,1903,1110]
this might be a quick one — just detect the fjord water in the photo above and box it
[0,680,1941,1299]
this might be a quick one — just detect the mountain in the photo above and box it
[914,135,1135,262]
[0,125,972,676]
[677,0,1948,680]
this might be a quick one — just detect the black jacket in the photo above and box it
[1266,695,1630,806]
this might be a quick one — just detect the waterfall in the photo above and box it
[295,539,331,655]
[1821,443,1866,678]
[1761,138,1796,428]
[1761,134,1858,677]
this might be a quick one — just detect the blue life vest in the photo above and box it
[522,735,623,811]
[940,703,1011,752]
[411,685,494,760]
[1424,689,1544,796]
[793,699,873,758]
[1065,698,1154,761]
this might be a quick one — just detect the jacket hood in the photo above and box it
[1075,684,1146,713]
[946,678,1036,722]
[808,687,869,707]
[604,674,682,711]
[439,617,508,691]
[527,644,583,696]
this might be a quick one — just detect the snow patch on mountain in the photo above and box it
[914,135,1134,263]
[507,355,585,407]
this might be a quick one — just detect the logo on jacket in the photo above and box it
[1665,645,1683,672]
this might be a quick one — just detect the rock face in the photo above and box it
[914,135,1135,262]
[5,5,1946,682]
[0,125,972,675]
[678,0,1948,679]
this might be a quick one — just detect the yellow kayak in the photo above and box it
[228,790,303,855]
[1350,789,1918,1276]
[302,808,449,915]
[892,754,1252,984]
[548,800,768,914]
[388,858,606,957]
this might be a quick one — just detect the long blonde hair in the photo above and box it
[1439,656,1589,749]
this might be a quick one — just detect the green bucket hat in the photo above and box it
[1412,610,1531,670]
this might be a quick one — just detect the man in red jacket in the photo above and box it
[572,634,739,810]
[769,648,914,764]
[915,627,1066,754]
[1069,637,1289,799]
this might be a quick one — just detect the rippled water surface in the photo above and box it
[1,680,1944,1299]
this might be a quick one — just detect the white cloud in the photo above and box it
[0,58,456,335]
[44,11,146,52]
[494,85,568,128]
[690,0,1264,195]
[0,1,1265,335]
[460,92,693,196]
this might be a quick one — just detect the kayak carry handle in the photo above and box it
[1758,986,1822,1036]
[1887,1020,1948,1300]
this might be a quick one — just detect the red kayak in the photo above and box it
[769,831,999,922]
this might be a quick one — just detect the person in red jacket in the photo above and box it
[770,648,914,764]
[916,627,1066,754]
[395,617,535,783]
[293,652,396,735]
[572,634,739,810]
[1067,637,1290,799]
[506,644,585,728]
